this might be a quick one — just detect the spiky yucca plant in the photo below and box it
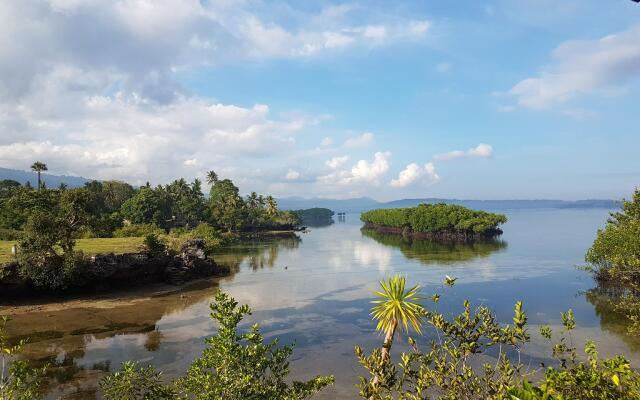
[371,275,425,364]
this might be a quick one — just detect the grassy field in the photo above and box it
[0,237,145,264]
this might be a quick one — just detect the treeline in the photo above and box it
[360,203,507,235]
[293,207,334,227]
[0,170,300,240]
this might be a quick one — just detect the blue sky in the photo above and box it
[0,0,639,200]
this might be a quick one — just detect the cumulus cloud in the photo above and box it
[318,152,390,186]
[285,169,301,180]
[320,137,333,147]
[390,162,439,188]
[325,155,350,169]
[344,132,374,147]
[507,25,640,109]
[434,144,493,161]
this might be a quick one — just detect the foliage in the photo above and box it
[101,292,333,400]
[142,234,167,255]
[357,276,640,400]
[16,188,96,290]
[121,187,173,229]
[114,224,165,238]
[166,223,222,254]
[361,204,507,235]
[208,179,245,232]
[100,361,175,400]
[175,291,334,399]
[0,316,46,400]
[586,188,640,287]
[0,229,21,242]
[293,208,334,227]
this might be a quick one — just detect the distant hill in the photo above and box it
[0,167,91,188]
[277,197,621,213]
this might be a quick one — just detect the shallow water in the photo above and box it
[3,208,639,399]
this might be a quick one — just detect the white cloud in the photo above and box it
[320,137,333,147]
[285,169,301,180]
[318,152,390,186]
[344,132,374,147]
[183,158,198,166]
[434,144,493,161]
[325,155,350,169]
[390,162,440,188]
[507,25,640,109]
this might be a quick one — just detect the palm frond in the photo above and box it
[370,275,426,335]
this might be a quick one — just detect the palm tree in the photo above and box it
[371,275,425,365]
[206,170,218,186]
[265,195,277,217]
[30,161,48,190]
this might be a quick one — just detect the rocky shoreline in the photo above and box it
[0,239,229,298]
[362,222,503,242]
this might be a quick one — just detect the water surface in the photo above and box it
[3,208,638,399]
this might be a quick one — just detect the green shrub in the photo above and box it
[361,203,507,235]
[142,233,166,255]
[114,223,165,238]
[356,277,640,400]
[0,316,46,400]
[101,292,334,399]
[100,361,174,400]
[0,228,22,241]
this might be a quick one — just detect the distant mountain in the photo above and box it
[0,167,91,188]
[278,197,621,213]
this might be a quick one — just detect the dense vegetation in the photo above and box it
[0,164,301,291]
[293,207,335,227]
[585,188,640,334]
[360,203,507,236]
[4,276,640,399]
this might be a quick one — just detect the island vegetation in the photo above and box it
[360,203,507,241]
[0,163,303,292]
[293,207,335,227]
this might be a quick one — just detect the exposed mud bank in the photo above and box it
[361,222,503,242]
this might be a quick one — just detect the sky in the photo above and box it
[1,0,639,201]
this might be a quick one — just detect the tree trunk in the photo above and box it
[37,171,41,191]
[370,319,397,399]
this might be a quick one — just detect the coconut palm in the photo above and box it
[265,195,277,217]
[206,170,218,186]
[371,275,425,365]
[30,161,48,190]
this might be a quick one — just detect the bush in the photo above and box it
[114,223,165,238]
[0,316,46,400]
[361,203,507,235]
[166,223,222,254]
[356,277,640,400]
[142,233,166,255]
[0,228,22,241]
[101,292,334,399]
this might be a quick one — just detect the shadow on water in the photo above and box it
[360,228,507,265]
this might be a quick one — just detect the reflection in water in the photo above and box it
[2,209,637,400]
[213,234,301,271]
[4,280,222,399]
[361,228,507,265]
[585,287,640,352]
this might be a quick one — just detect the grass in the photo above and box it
[0,237,145,264]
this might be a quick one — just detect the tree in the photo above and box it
[370,275,425,366]
[100,361,174,400]
[206,170,219,186]
[266,195,277,217]
[30,161,48,190]
[208,179,244,232]
[120,187,172,229]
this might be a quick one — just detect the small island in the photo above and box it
[293,207,335,227]
[360,203,507,241]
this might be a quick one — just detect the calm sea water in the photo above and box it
[5,208,639,399]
